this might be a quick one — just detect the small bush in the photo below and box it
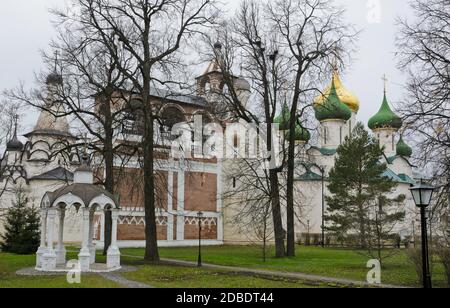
[406,248,423,284]
[436,247,450,286]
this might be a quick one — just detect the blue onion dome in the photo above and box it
[396,136,413,157]
[314,79,352,122]
[368,92,402,130]
[274,104,291,131]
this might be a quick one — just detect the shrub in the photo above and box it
[0,188,40,254]
[436,247,450,286]
[406,248,423,285]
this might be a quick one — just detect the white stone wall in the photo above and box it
[373,128,397,157]
[319,119,346,149]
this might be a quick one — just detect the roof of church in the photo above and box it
[382,168,416,185]
[314,79,352,122]
[396,136,413,157]
[24,129,76,139]
[25,101,75,139]
[314,69,360,113]
[309,146,337,156]
[149,87,207,107]
[368,92,402,130]
[30,167,74,181]
[295,170,324,181]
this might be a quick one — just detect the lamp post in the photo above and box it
[319,166,326,248]
[409,180,435,289]
[197,211,204,267]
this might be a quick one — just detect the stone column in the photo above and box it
[107,209,121,269]
[78,207,91,272]
[36,208,48,269]
[56,207,67,265]
[88,210,96,264]
[100,212,105,247]
[42,208,57,271]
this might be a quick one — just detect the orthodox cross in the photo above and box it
[382,74,388,94]
[54,50,59,72]
[13,115,19,138]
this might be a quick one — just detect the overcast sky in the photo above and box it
[0,0,415,134]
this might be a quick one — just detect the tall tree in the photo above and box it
[55,0,218,262]
[396,0,450,221]
[211,1,288,257]
[267,0,358,256]
[214,0,357,257]
[325,123,406,258]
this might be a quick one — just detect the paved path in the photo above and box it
[17,265,153,289]
[99,271,153,289]
[157,258,406,288]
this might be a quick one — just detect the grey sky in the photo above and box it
[0,0,415,134]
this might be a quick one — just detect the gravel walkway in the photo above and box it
[98,271,153,288]
[16,265,153,289]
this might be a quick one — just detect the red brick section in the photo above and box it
[117,221,168,241]
[115,167,145,209]
[184,222,218,240]
[184,172,217,212]
[115,168,168,211]
[155,171,168,210]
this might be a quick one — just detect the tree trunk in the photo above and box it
[286,77,301,257]
[143,105,160,262]
[102,143,114,255]
[102,97,114,256]
[270,169,286,257]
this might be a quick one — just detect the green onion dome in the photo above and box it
[368,93,402,130]
[396,136,412,157]
[274,104,291,131]
[285,124,311,143]
[314,80,352,122]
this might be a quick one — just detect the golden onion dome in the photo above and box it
[314,70,360,113]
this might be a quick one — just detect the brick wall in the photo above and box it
[184,172,217,212]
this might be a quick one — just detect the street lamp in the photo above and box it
[409,180,435,289]
[197,211,204,267]
[319,166,326,248]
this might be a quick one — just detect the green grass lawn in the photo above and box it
[122,264,326,288]
[122,245,449,288]
[0,251,120,288]
[0,250,323,288]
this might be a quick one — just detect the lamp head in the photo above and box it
[409,180,435,208]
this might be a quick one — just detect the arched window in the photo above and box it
[122,109,144,136]
[160,107,185,140]
[205,81,212,93]
[323,127,328,145]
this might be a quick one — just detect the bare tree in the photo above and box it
[396,0,449,248]
[214,0,357,257]
[211,0,289,257]
[0,101,24,217]
[267,0,358,256]
[47,0,219,262]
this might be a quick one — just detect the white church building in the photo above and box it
[0,56,421,248]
